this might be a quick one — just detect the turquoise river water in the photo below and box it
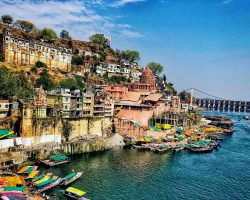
[42,111,250,200]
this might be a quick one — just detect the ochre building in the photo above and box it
[0,27,72,71]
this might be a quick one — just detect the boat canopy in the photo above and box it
[33,174,45,181]
[0,129,14,139]
[49,154,68,161]
[36,177,57,187]
[18,166,29,173]
[34,176,50,185]
[24,166,34,174]
[3,186,26,192]
[28,170,39,179]
[66,187,86,197]
[64,173,76,180]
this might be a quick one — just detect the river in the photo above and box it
[42,111,250,200]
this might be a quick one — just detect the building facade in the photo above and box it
[1,27,72,71]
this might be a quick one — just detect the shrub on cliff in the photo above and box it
[40,28,57,43]
[35,69,55,90]
[71,55,84,65]
[14,20,36,32]
[35,61,47,68]
[1,15,13,24]
[89,33,105,46]
[0,66,33,98]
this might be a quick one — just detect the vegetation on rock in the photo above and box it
[0,66,33,98]
[13,20,36,32]
[60,30,70,39]
[1,15,13,24]
[40,28,57,43]
[35,69,55,90]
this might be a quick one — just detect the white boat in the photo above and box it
[61,172,83,186]
[37,178,62,193]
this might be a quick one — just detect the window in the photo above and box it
[5,105,9,108]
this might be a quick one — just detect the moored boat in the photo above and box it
[61,172,83,186]
[64,187,89,200]
[36,178,62,193]
[41,154,69,167]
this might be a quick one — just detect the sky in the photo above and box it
[0,0,249,100]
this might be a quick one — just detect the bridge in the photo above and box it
[184,88,250,113]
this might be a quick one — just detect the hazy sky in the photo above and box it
[0,0,249,100]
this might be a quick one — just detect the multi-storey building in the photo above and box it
[101,85,128,101]
[0,100,9,119]
[0,26,72,71]
[95,63,131,79]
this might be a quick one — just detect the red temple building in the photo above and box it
[128,67,156,92]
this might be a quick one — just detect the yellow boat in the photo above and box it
[34,173,52,185]
[65,187,88,200]
[27,170,39,179]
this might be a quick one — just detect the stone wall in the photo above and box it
[20,114,113,146]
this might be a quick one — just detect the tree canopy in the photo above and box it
[35,69,55,90]
[1,15,13,24]
[89,33,105,46]
[0,66,33,98]
[59,78,83,90]
[148,62,163,75]
[60,30,70,39]
[40,28,57,42]
[71,55,84,65]
[14,20,35,32]
[124,50,140,62]
[179,90,191,101]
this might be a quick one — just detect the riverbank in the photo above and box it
[126,114,233,153]
[0,111,247,199]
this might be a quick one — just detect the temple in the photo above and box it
[128,67,156,92]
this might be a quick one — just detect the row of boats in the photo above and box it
[13,154,89,199]
[133,134,222,154]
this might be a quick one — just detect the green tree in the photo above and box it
[89,33,105,46]
[148,62,163,76]
[1,15,13,24]
[59,78,78,90]
[179,90,191,101]
[40,28,57,42]
[124,50,140,62]
[35,61,47,68]
[14,20,35,32]
[0,66,33,98]
[35,69,55,90]
[71,55,84,65]
[109,76,127,84]
[60,30,70,39]
[75,75,84,89]
[62,120,73,142]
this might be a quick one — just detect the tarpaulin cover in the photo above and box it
[64,173,76,180]
[3,187,26,192]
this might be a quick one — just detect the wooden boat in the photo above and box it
[41,154,69,167]
[61,172,83,186]
[64,187,89,200]
[186,145,214,153]
[34,173,53,185]
[36,178,62,193]
[18,166,38,174]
